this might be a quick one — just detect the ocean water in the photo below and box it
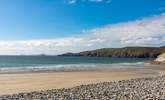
[0,56,154,73]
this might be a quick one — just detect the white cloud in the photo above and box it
[89,13,165,47]
[67,0,76,4]
[0,14,165,55]
[88,0,112,3]
[0,37,104,55]
[88,0,103,2]
[66,0,111,4]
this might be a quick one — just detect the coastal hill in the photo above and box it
[59,46,165,58]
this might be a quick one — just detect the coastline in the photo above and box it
[0,64,164,95]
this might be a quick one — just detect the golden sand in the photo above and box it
[0,66,164,95]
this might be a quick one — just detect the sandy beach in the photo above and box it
[0,65,164,95]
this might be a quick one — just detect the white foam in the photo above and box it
[0,62,149,73]
[0,64,96,73]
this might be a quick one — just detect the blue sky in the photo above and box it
[0,0,165,55]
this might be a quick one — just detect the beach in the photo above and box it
[0,0,164,99]
[0,64,164,96]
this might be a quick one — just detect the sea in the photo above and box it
[0,56,154,73]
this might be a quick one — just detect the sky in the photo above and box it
[0,0,165,55]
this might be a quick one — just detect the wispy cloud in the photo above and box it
[66,0,112,4]
[88,0,112,3]
[67,0,76,4]
[89,13,165,47]
[0,14,164,55]
[88,0,104,2]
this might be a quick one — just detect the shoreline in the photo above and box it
[0,63,159,74]
[0,64,164,95]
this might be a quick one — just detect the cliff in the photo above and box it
[155,53,165,62]
[59,46,165,58]
[149,53,165,64]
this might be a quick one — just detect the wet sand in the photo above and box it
[0,65,164,95]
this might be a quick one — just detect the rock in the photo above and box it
[155,53,165,62]
[149,53,165,64]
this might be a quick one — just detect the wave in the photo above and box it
[0,62,149,73]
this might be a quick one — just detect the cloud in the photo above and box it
[66,0,111,4]
[89,14,165,47]
[0,14,165,55]
[88,0,112,3]
[68,0,76,4]
[0,37,104,55]
[88,0,104,2]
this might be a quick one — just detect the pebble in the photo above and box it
[0,76,165,100]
